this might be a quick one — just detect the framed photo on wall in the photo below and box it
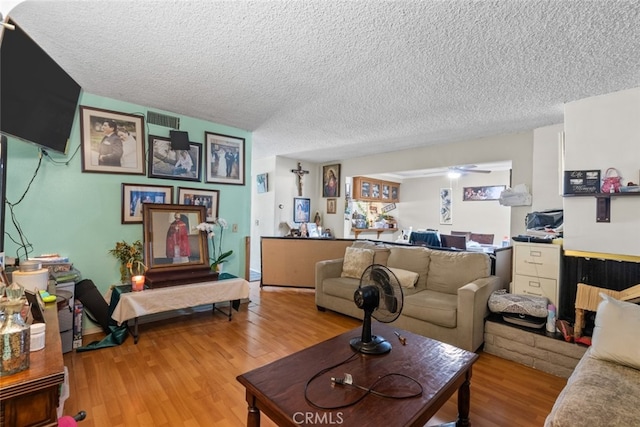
[322,164,340,197]
[80,106,146,174]
[293,197,310,223]
[142,203,209,273]
[148,135,202,181]
[463,185,506,201]
[256,173,268,193]
[440,188,452,225]
[121,183,173,224]
[327,198,337,214]
[204,131,245,185]
[177,187,219,222]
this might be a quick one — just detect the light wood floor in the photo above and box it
[62,282,567,426]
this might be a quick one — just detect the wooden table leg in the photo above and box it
[456,368,472,427]
[133,317,139,344]
[246,393,260,427]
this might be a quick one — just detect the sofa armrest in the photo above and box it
[457,275,502,351]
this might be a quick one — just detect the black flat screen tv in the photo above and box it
[0,19,81,154]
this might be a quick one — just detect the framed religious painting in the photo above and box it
[121,183,173,224]
[204,131,245,185]
[322,164,340,197]
[293,197,311,223]
[142,203,209,273]
[177,187,219,222]
[79,106,146,174]
[327,198,337,214]
[148,135,202,182]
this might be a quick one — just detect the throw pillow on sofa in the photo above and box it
[388,267,419,289]
[341,247,375,279]
[351,240,391,265]
[591,293,640,371]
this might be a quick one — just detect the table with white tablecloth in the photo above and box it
[107,275,250,343]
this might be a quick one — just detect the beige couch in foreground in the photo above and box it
[544,294,640,426]
[315,241,502,352]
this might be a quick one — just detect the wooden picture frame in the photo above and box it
[257,173,268,193]
[293,197,311,223]
[204,131,245,185]
[142,203,209,273]
[121,183,173,224]
[327,198,337,214]
[322,164,340,197]
[80,106,145,174]
[177,187,219,222]
[148,135,202,181]
[463,185,506,201]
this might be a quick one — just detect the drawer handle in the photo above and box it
[524,290,543,296]
[528,281,541,288]
[529,250,542,257]
[524,261,544,265]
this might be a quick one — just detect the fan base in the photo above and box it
[350,335,391,355]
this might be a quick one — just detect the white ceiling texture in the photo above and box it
[4,1,640,167]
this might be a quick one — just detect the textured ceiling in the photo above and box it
[5,0,640,163]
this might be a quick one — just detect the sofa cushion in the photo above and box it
[350,241,391,265]
[591,293,640,371]
[323,277,361,300]
[388,267,419,289]
[387,247,430,289]
[426,250,490,295]
[341,247,374,279]
[402,290,458,328]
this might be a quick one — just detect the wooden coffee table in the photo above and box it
[236,323,478,426]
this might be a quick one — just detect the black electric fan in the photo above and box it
[351,264,404,355]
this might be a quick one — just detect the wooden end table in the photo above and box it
[237,323,478,427]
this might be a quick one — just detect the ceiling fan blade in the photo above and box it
[464,169,491,173]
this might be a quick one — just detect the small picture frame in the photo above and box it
[148,135,202,182]
[463,185,506,201]
[293,197,311,223]
[327,198,337,214]
[256,173,268,193]
[177,187,220,222]
[322,164,340,197]
[205,131,245,185]
[80,106,146,174]
[121,183,174,224]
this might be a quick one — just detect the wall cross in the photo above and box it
[291,162,309,196]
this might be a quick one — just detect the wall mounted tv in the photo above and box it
[1,19,81,154]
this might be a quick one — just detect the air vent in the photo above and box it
[147,110,180,129]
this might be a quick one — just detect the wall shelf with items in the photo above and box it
[564,191,640,222]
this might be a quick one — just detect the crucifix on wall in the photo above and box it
[291,162,309,196]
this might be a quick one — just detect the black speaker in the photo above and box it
[170,130,190,150]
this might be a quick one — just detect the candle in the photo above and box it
[131,275,145,292]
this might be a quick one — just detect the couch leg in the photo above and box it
[316,305,326,312]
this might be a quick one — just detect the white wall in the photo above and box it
[532,123,564,212]
[397,170,512,244]
[563,87,640,256]
[250,156,277,273]
[341,131,534,238]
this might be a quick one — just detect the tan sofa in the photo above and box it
[315,241,502,352]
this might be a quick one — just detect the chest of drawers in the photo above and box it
[511,242,562,307]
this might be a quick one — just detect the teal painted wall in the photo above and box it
[4,92,252,296]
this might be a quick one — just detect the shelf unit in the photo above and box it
[563,191,640,222]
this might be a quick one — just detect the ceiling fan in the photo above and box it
[448,164,492,176]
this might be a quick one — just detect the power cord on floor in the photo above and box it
[304,353,423,410]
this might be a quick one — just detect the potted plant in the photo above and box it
[109,240,146,283]
[197,218,233,272]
